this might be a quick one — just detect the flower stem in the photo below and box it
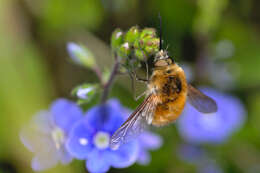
[100,53,120,104]
[92,65,104,86]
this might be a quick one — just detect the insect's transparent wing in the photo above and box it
[110,95,157,150]
[187,85,217,113]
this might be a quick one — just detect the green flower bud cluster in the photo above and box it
[111,26,160,61]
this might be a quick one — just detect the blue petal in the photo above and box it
[177,87,246,144]
[86,149,111,173]
[51,99,83,133]
[31,155,58,171]
[135,132,162,165]
[137,150,150,165]
[30,138,60,171]
[138,131,162,150]
[85,104,124,134]
[198,163,224,173]
[107,99,122,111]
[108,99,132,120]
[32,111,54,134]
[177,144,206,164]
[20,120,55,153]
[110,141,139,168]
[66,120,94,159]
[57,147,73,164]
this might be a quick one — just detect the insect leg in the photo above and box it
[128,70,147,100]
[132,71,149,83]
[128,70,137,99]
[135,90,147,101]
[145,61,149,81]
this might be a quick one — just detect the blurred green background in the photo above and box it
[1,0,260,172]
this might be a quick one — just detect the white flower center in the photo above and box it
[51,127,65,149]
[79,137,88,146]
[93,131,110,149]
[199,113,220,131]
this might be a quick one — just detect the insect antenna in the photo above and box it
[158,13,163,50]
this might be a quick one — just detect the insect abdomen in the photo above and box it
[162,76,182,96]
[152,67,188,126]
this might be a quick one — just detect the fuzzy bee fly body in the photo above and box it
[110,49,217,150]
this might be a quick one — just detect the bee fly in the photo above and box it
[110,20,217,150]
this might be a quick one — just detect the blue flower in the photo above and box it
[177,143,206,164]
[177,144,223,173]
[108,99,163,165]
[20,99,83,171]
[177,87,246,144]
[136,132,162,165]
[66,99,162,172]
[198,163,224,173]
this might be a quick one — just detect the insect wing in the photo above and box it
[110,95,157,150]
[187,85,217,113]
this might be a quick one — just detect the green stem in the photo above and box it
[100,53,120,104]
[92,65,104,86]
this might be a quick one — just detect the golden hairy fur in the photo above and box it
[148,63,188,126]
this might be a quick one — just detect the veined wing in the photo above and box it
[187,85,217,113]
[110,94,157,150]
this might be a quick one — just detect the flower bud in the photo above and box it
[133,39,141,49]
[67,42,96,68]
[140,28,156,39]
[125,26,140,45]
[71,84,98,102]
[111,29,124,51]
[118,42,131,58]
[144,38,160,54]
[134,49,147,61]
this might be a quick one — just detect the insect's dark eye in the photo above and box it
[166,70,172,74]
[167,59,173,64]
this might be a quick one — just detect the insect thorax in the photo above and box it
[149,63,187,100]
[154,50,173,67]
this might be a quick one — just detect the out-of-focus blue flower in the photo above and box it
[177,87,246,144]
[208,61,235,90]
[198,163,224,173]
[177,143,206,164]
[136,132,162,165]
[20,99,83,171]
[66,99,162,172]
[177,143,223,173]
[108,99,163,165]
[66,99,138,173]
